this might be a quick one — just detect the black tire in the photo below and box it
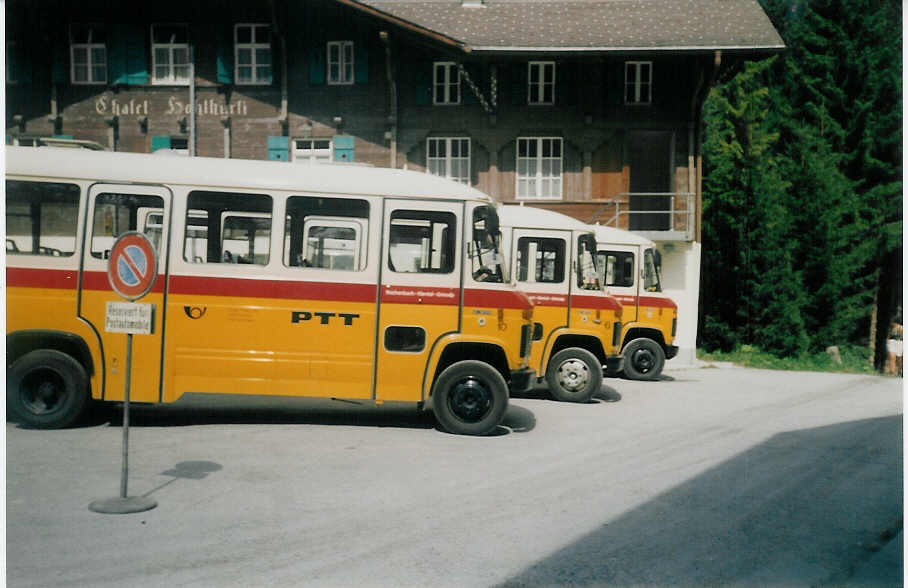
[622,337,665,381]
[545,347,602,403]
[431,360,508,436]
[7,349,90,429]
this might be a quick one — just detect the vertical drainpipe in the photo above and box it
[380,31,397,168]
[189,46,196,156]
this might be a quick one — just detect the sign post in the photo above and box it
[89,232,159,515]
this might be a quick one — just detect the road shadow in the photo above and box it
[142,460,224,498]
[511,382,622,404]
[496,415,903,587]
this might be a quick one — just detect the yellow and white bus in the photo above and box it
[499,205,623,402]
[5,146,535,436]
[592,224,678,380]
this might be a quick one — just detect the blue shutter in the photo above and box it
[267,136,290,161]
[109,25,147,85]
[511,62,527,105]
[333,135,354,163]
[556,62,577,106]
[354,44,368,84]
[151,136,171,152]
[309,46,326,85]
[216,27,233,84]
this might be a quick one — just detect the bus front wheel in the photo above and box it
[7,349,90,429]
[546,348,601,403]
[622,338,665,381]
[432,360,508,436]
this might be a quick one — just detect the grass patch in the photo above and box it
[697,344,878,374]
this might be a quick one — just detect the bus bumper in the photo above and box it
[509,368,536,394]
[605,354,624,374]
[665,345,679,360]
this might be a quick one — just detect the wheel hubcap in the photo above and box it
[632,348,655,373]
[448,377,493,423]
[21,368,66,415]
[555,359,590,392]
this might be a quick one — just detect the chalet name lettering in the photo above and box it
[94,96,249,117]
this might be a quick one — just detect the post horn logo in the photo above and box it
[184,306,207,320]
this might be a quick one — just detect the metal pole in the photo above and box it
[120,333,132,498]
[189,46,196,157]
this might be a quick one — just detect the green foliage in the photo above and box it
[699,0,902,360]
[697,345,875,375]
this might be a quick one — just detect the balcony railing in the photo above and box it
[588,192,695,241]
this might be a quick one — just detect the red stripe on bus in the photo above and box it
[168,274,377,302]
[82,271,166,294]
[464,288,533,310]
[639,295,677,309]
[523,292,569,307]
[571,293,623,312]
[6,267,78,290]
[381,285,458,306]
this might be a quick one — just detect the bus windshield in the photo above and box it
[469,206,506,282]
[643,248,662,292]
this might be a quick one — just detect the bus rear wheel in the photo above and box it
[7,350,90,429]
[622,338,665,381]
[546,348,601,403]
[432,360,508,436]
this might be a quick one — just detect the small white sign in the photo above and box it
[105,302,155,334]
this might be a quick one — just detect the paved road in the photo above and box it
[6,366,903,587]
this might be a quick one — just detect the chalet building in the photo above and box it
[5,0,783,366]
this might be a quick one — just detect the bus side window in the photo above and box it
[283,196,370,270]
[6,180,81,256]
[184,191,272,264]
[91,193,165,258]
[516,237,565,284]
[388,210,456,273]
[596,251,635,288]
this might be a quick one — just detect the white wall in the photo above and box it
[658,241,701,367]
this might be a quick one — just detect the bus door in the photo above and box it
[597,244,639,323]
[511,228,571,374]
[80,184,171,403]
[376,200,462,402]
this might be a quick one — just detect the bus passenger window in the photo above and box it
[185,191,272,264]
[5,180,80,256]
[283,196,369,270]
[91,193,165,258]
[597,251,635,288]
[388,210,456,273]
[516,237,565,283]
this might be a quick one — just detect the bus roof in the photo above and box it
[5,146,496,204]
[499,204,592,233]
[591,223,655,248]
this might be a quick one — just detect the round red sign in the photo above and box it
[107,232,158,301]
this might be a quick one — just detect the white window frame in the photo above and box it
[151,24,191,85]
[327,41,354,85]
[433,62,460,105]
[528,61,555,105]
[426,137,471,185]
[625,61,652,105]
[292,138,333,164]
[516,137,563,200]
[234,23,272,86]
[70,25,107,85]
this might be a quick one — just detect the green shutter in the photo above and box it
[511,62,527,105]
[463,64,481,105]
[354,44,368,84]
[309,46,326,85]
[333,135,354,163]
[109,25,147,85]
[14,43,33,85]
[52,39,68,83]
[151,136,171,152]
[556,62,576,107]
[216,26,233,84]
[415,62,431,105]
[267,136,289,161]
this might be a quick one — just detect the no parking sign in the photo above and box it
[107,232,157,301]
